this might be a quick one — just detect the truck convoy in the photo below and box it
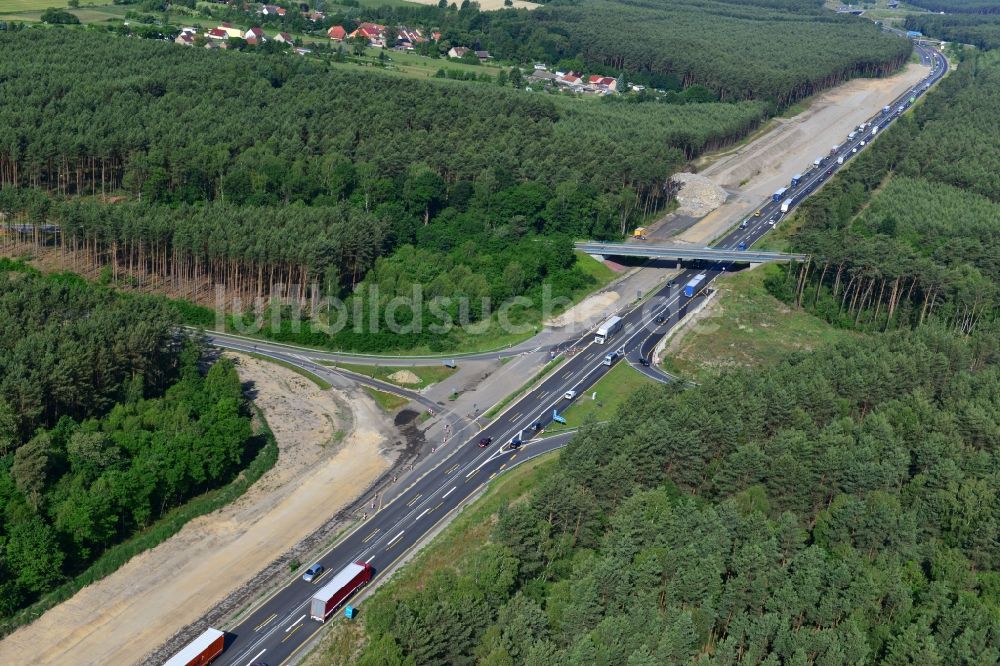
[310,561,374,622]
[781,198,793,214]
[164,628,225,666]
[772,187,788,202]
[684,274,707,298]
[594,315,623,344]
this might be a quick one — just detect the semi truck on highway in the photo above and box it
[781,198,793,214]
[790,174,802,187]
[683,274,706,298]
[882,105,890,115]
[163,628,225,666]
[772,187,788,202]
[310,561,373,622]
[594,316,623,344]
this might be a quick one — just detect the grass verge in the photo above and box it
[299,451,560,666]
[660,264,859,383]
[0,406,279,639]
[543,362,654,435]
[482,356,564,420]
[244,352,332,390]
[363,386,410,412]
[323,362,456,389]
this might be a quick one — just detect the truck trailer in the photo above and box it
[594,316,623,344]
[882,105,891,115]
[772,187,788,202]
[163,628,225,666]
[683,274,706,298]
[790,174,802,187]
[310,562,373,622]
[781,198,793,214]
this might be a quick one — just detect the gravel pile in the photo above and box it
[671,172,728,217]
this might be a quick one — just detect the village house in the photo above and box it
[206,27,229,41]
[447,46,469,58]
[588,75,618,92]
[217,22,243,38]
[260,4,286,16]
[396,27,426,49]
[174,27,197,46]
[274,31,294,44]
[244,26,266,43]
[327,25,346,41]
[349,22,386,47]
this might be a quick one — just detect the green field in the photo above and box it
[661,264,858,383]
[325,362,457,389]
[0,0,73,10]
[0,3,141,23]
[544,361,655,434]
[362,386,411,412]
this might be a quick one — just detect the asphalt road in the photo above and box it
[183,44,946,666]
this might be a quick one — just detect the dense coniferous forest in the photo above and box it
[905,13,1000,50]
[772,49,1000,333]
[342,39,1000,666]
[356,327,1000,664]
[0,266,256,620]
[904,0,1000,14]
[360,0,912,104]
[0,29,769,351]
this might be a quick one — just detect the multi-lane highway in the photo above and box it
[189,43,946,666]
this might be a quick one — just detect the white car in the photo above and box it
[564,390,577,400]
[860,140,866,146]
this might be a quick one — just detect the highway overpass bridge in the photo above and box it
[575,241,808,264]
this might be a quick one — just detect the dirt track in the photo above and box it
[0,354,394,666]
[672,62,928,245]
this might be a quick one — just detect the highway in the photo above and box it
[186,43,947,666]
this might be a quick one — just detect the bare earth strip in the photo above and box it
[0,353,393,666]
[673,63,928,245]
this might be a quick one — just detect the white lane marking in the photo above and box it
[244,649,266,666]
[285,614,305,631]
[386,530,405,547]
[417,507,430,520]
[366,556,375,563]
[442,486,456,498]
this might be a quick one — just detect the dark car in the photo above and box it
[509,438,523,449]
[639,357,651,367]
[825,168,833,176]
[302,563,324,582]
[478,437,493,448]
[654,315,666,324]
[531,422,543,431]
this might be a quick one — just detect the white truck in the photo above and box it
[594,316,623,344]
[780,198,793,214]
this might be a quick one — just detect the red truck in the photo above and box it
[310,561,373,622]
[163,628,225,666]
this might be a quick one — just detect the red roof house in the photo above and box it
[327,25,347,41]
